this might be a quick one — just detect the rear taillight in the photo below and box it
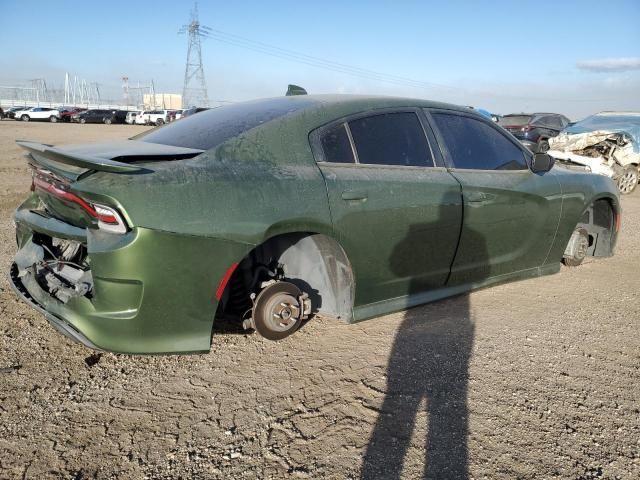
[33,176,97,218]
[32,174,128,234]
[93,204,127,234]
[505,125,532,132]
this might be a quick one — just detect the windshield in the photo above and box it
[498,115,532,127]
[135,96,317,150]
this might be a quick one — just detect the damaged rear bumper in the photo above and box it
[11,200,252,354]
[9,263,103,350]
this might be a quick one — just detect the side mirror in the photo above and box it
[531,153,554,173]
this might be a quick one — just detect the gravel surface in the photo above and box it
[0,122,638,479]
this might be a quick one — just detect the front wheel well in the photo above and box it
[216,232,355,324]
[574,198,617,258]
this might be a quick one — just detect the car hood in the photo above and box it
[562,113,640,154]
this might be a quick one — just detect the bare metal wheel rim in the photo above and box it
[618,170,638,194]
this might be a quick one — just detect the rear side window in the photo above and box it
[531,115,548,126]
[320,123,355,163]
[548,116,563,129]
[432,113,527,170]
[534,115,560,129]
[348,112,433,167]
[136,97,317,150]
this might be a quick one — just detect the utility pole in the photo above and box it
[179,3,210,108]
[151,79,157,109]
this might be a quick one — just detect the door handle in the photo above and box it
[466,192,492,205]
[341,191,368,201]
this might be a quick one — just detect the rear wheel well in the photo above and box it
[216,232,355,324]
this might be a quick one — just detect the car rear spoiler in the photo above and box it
[17,140,145,173]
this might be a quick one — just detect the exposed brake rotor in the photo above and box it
[244,281,311,341]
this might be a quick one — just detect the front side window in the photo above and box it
[432,113,527,170]
[348,112,433,167]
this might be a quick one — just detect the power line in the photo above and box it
[206,29,459,93]
[205,27,621,103]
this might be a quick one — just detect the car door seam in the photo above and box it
[444,170,465,285]
[541,170,565,266]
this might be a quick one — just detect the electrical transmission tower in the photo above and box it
[179,3,210,108]
[29,78,49,104]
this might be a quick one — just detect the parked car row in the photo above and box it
[0,107,188,125]
[124,109,182,126]
[126,108,212,125]
[1,106,211,125]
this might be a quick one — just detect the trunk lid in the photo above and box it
[18,140,204,227]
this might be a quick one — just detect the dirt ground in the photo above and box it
[0,121,638,480]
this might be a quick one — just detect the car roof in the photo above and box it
[178,95,484,121]
[188,94,489,134]
[195,94,481,124]
[285,93,473,113]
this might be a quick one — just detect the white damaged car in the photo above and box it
[549,112,640,194]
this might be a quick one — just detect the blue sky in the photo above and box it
[1,0,639,118]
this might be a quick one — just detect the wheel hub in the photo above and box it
[265,293,300,331]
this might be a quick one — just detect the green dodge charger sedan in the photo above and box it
[10,95,620,354]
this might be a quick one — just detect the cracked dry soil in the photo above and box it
[0,122,638,479]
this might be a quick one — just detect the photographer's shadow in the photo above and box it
[361,215,488,479]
